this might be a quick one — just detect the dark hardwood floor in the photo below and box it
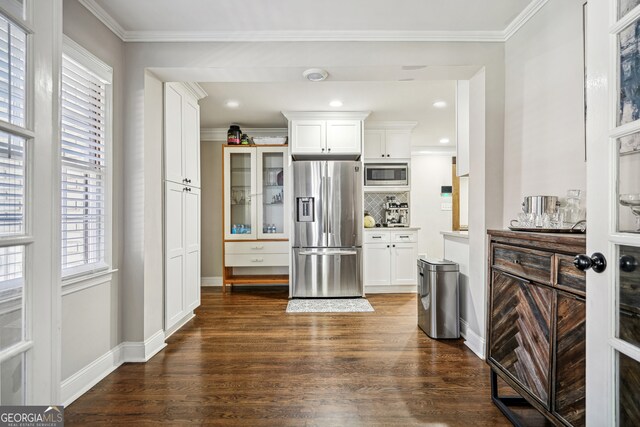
[65,287,523,426]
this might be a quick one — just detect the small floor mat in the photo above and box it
[286,298,374,313]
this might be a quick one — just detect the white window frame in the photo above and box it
[60,35,113,282]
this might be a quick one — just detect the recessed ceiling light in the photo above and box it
[329,100,343,107]
[439,138,450,144]
[225,100,240,108]
[433,101,447,108]
[303,68,329,82]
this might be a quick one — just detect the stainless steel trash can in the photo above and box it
[417,257,460,339]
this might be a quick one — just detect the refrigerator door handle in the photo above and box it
[326,176,332,234]
[298,250,358,256]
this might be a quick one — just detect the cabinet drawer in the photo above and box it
[391,231,417,243]
[225,241,289,254]
[225,253,289,267]
[556,254,586,296]
[364,231,390,243]
[492,244,553,285]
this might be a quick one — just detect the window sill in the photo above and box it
[62,268,118,296]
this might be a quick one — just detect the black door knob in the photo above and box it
[574,252,607,273]
[620,255,637,273]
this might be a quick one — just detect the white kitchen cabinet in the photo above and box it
[391,243,418,285]
[164,182,201,331]
[283,112,370,157]
[164,82,203,188]
[363,123,416,161]
[364,230,419,292]
[364,243,392,286]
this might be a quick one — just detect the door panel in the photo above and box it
[554,292,586,426]
[364,243,391,286]
[489,271,553,407]
[385,130,411,159]
[224,147,257,240]
[326,161,362,247]
[363,130,385,160]
[165,182,185,328]
[164,84,183,184]
[292,161,325,247]
[183,96,200,188]
[184,187,200,311]
[291,120,325,154]
[326,120,361,154]
[292,248,362,297]
[391,243,418,285]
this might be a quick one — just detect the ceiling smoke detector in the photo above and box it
[303,68,329,82]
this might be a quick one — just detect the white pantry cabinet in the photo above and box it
[364,229,419,292]
[283,111,370,157]
[164,82,206,333]
[363,122,416,161]
[164,182,201,331]
[164,82,203,188]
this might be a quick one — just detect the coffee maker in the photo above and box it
[383,196,409,227]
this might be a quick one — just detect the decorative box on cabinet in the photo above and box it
[283,111,370,158]
[222,145,290,292]
[363,229,419,293]
[487,230,586,427]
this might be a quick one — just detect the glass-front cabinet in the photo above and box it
[224,145,289,240]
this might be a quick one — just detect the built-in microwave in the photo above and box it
[364,163,409,187]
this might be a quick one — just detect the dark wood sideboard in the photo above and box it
[486,230,586,427]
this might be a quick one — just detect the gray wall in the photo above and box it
[503,0,587,223]
[61,0,125,379]
[201,141,224,279]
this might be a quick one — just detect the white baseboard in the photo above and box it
[121,329,167,363]
[365,285,416,294]
[201,276,222,286]
[61,344,124,406]
[164,312,195,339]
[460,318,486,359]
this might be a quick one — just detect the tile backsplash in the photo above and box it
[364,192,409,224]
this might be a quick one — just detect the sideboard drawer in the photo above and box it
[556,254,586,296]
[225,241,289,254]
[225,253,289,267]
[493,244,554,285]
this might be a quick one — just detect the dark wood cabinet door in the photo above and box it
[554,292,586,426]
[489,270,553,407]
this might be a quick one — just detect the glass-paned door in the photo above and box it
[257,147,288,239]
[586,0,640,424]
[224,147,256,240]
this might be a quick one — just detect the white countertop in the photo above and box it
[440,230,469,239]
[364,227,421,231]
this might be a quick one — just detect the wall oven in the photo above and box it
[364,163,409,187]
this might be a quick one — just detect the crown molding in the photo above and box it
[78,0,126,41]
[201,128,288,142]
[80,0,549,44]
[123,30,506,43]
[181,82,208,100]
[503,0,550,41]
[282,111,371,121]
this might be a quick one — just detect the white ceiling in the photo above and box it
[198,81,456,148]
[85,0,535,40]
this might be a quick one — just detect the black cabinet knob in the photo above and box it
[620,255,637,273]
[574,252,607,273]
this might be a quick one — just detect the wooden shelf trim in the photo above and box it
[225,274,289,285]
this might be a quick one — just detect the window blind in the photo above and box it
[61,55,107,273]
[0,13,26,127]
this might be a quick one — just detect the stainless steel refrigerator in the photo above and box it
[292,161,363,297]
